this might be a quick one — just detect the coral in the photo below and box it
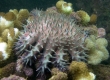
[23,67,33,77]
[9,9,18,16]
[10,9,30,29]
[85,35,109,65]
[0,27,20,67]
[56,0,73,14]
[14,9,89,78]
[4,12,16,21]
[17,9,29,23]
[49,68,68,80]
[0,9,29,67]
[69,61,96,80]
[70,12,81,22]
[76,10,90,24]
[46,6,58,13]
[0,10,20,37]
[97,28,106,38]
[0,16,14,33]
[0,12,5,16]
[0,1,109,79]
[0,62,16,79]
[15,59,34,77]
[84,25,98,36]
[16,59,24,72]
[89,14,97,24]
[2,27,20,42]
[1,75,26,80]
[0,42,9,61]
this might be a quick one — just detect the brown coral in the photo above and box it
[17,9,29,23]
[56,0,73,14]
[0,62,16,79]
[0,51,4,60]
[69,61,95,80]
[4,12,16,21]
[13,9,29,29]
[49,68,68,80]
[90,14,97,24]
[76,10,90,24]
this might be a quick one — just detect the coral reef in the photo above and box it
[74,0,110,61]
[69,61,95,80]
[0,0,110,80]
